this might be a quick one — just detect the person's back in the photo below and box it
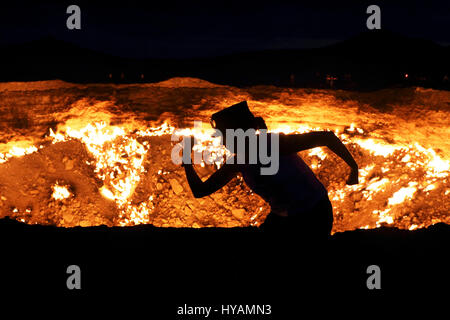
[239,151,332,237]
[240,152,328,217]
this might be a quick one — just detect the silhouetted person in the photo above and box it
[182,101,358,238]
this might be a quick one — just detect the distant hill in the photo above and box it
[0,30,448,90]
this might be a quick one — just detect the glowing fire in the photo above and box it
[388,183,418,206]
[0,142,38,163]
[0,80,449,233]
[52,183,71,200]
[3,117,448,231]
[48,120,175,225]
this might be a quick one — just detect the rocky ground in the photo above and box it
[0,78,448,233]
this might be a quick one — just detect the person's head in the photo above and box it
[210,101,267,143]
[211,101,267,144]
[211,101,278,172]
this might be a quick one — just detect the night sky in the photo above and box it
[0,1,449,58]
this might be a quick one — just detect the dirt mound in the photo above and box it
[0,80,81,92]
[149,77,226,88]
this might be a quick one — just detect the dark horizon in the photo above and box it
[0,28,448,91]
[3,28,449,61]
[1,1,449,59]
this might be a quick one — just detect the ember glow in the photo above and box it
[51,183,71,200]
[48,119,174,225]
[49,122,148,204]
[0,79,448,232]
[0,142,38,163]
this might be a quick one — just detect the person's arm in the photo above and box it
[279,131,359,185]
[183,162,239,198]
[181,136,239,197]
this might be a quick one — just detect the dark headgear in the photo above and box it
[210,101,256,130]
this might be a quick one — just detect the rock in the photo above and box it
[184,216,195,224]
[231,208,246,220]
[94,217,103,224]
[195,211,204,220]
[173,202,182,209]
[1,196,7,201]
[352,192,363,202]
[187,202,196,211]
[210,193,221,200]
[169,178,183,195]
[65,159,74,170]
[227,196,238,204]
[80,220,90,227]
[156,183,163,190]
[63,211,73,223]
[227,220,241,227]
[184,206,192,215]
[174,219,184,227]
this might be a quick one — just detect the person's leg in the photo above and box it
[260,198,333,237]
[307,197,333,239]
[259,212,287,231]
[321,198,334,237]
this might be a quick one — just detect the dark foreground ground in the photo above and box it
[1,218,449,314]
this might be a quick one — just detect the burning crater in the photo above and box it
[0,78,448,233]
